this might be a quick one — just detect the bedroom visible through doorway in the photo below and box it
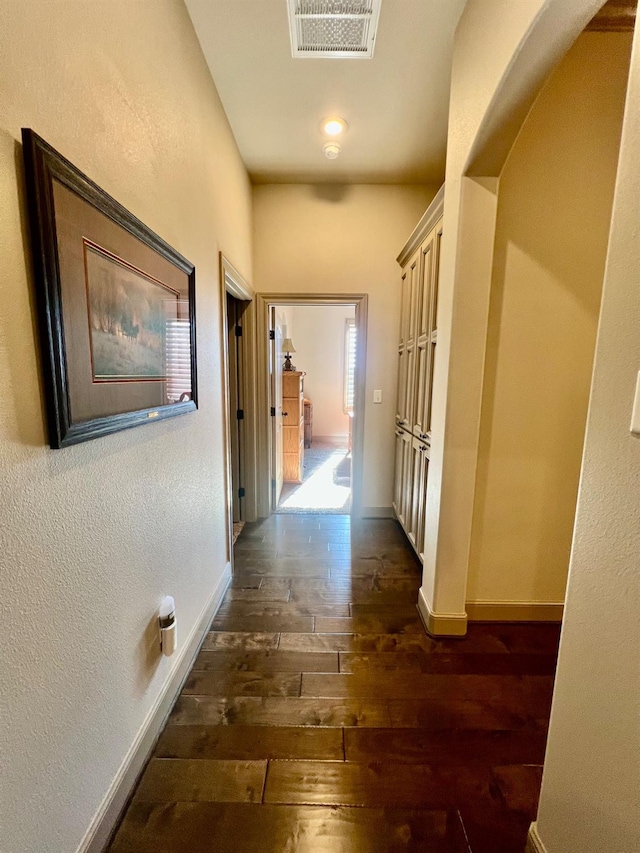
[272,303,356,514]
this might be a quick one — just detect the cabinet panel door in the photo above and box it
[413,338,428,440]
[398,254,416,348]
[415,440,430,563]
[392,429,405,522]
[404,336,416,431]
[396,250,420,428]
[406,435,428,549]
[425,225,443,436]
[417,231,435,341]
[414,228,435,438]
[395,344,408,426]
[393,428,412,528]
[400,429,413,533]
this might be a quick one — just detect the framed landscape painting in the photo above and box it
[21,129,197,448]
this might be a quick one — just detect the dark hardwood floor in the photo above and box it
[109,514,560,853]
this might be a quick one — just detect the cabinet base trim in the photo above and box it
[526,823,547,853]
[418,588,468,637]
[466,600,564,622]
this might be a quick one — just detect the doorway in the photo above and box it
[219,254,258,566]
[273,303,356,514]
[226,292,245,528]
[255,293,367,519]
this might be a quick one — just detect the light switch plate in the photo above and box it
[373,389,382,403]
[630,371,640,435]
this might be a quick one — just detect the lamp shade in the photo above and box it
[282,338,296,354]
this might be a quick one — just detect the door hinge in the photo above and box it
[269,330,275,340]
[235,325,243,337]
[270,406,276,417]
[237,409,244,420]
[238,487,246,499]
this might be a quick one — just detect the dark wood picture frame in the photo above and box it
[22,129,198,448]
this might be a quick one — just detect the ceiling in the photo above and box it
[185,0,467,184]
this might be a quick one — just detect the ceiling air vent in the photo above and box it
[287,0,382,59]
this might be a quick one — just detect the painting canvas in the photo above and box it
[21,129,197,448]
[84,241,179,382]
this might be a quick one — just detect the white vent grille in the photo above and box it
[287,0,382,59]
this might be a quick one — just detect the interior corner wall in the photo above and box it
[467,30,632,607]
[420,0,604,623]
[252,183,437,508]
[287,305,356,440]
[533,16,640,851]
[0,3,251,852]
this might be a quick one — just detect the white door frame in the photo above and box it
[255,292,368,518]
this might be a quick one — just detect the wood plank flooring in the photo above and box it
[109,514,561,853]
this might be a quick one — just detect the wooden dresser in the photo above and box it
[282,371,305,482]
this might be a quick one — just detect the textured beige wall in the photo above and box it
[0,2,251,852]
[287,304,355,439]
[252,183,437,508]
[421,0,611,620]
[467,32,632,606]
[534,19,640,852]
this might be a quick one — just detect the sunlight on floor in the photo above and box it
[280,451,350,511]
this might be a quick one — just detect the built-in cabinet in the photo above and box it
[393,186,444,561]
[282,371,305,482]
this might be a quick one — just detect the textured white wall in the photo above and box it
[468,32,631,606]
[287,304,356,439]
[534,17,640,852]
[0,2,251,852]
[253,183,437,509]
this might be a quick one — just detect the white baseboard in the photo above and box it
[311,434,349,446]
[361,506,394,518]
[79,561,231,853]
[466,600,564,622]
[417,587,468,637]
[526,823,547,853]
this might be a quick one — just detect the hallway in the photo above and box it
[110,515,559,852]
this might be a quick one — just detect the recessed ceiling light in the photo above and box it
[323,118,347,137]
[323,143,341,160]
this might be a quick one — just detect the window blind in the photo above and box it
[344,319,357,413]
[166,314,192,403]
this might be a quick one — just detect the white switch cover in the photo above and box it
[630,372,640,435]
[373,389,382,404]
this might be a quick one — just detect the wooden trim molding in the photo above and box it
[526,823,547,853]
[81,563,231,853]
[417,588,468,637]
[586,0,636,31]
[221,255,254,301]
[219,253,258,534]
[396,184,445,267]
[466,600,564,622]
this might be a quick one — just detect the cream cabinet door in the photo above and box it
[414,438,430,563]
[413,229,435,440]
[395,248,420,429]
[405,434,428,550]
[393,194,444,563]
[393,427,412,527]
